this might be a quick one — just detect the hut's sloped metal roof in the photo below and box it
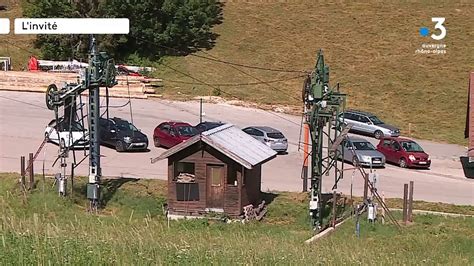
[151,124,277,169]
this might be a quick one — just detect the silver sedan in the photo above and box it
[339,136,385,167]
[242,126,288,153]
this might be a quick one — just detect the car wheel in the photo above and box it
[115,141,125,152]
[399,158,407,168]
[154,137,160,147]
[45,132,50,142]
[374,130,384,139]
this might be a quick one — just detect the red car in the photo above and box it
[153,121,198,148]
[117,65,143,77]
[376,137,431,169]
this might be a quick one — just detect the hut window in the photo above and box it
[176,183,199,201]
[227,165,239,186]
[174,162,195,181]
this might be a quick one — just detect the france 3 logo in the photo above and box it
[416,17,447,55]
[419,17,446,40]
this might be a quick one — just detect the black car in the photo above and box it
[98,117,148,152]
[195,121,225,133]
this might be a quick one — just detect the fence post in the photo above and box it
[363,173,369,203]
[408,181,414,222]
[71,163,75,196]
[28,152,34,190]
[402,183,409,224]
[332,190,337,228]
[20,156,26,188]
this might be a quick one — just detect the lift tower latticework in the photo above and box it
[302,49,346,229]
[45,38,117,210]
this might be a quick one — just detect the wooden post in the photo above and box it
[402,183,409,224]
[363,173,369,203]
[71,163,75,196]
[42,159,45,193]
[20,156,26,188]
[303,123,309,192]
[355,204,360,237]
[331,190,337,228]
[28,152,34,190]
[408,181,414,222]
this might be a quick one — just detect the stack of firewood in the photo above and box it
[243,200,267,222]
[176,173,195,183]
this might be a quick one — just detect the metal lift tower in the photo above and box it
[302,49,346,229]
[45,38,117,210]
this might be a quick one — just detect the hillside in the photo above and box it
[0,173,473,264]
[155,1,473,145]
[1,1,473,144]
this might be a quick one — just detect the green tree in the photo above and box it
[22,0,223,62]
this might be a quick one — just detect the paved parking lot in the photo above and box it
[0,91,472,205]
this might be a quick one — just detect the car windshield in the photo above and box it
[400,141,424,152]
[267,132,285,139]
[352,141,376,150]
[116,122,138,132]
[70,122,85,131]
[368,116,383,125]
[177,126,198,136]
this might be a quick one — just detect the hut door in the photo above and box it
[206,165,224,209]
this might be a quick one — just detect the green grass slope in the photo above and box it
[0,173,473,264]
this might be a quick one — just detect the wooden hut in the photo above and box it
[151,124,277,217]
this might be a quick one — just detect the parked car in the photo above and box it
[242,126,288,153]
[339,136,385,167]
[195,121,225,133]
[376,137,431,168]
[116,65,143,77]
[340,110,400,139]
[45,118,88,149]
[153,121,198,148]
[99,117,148,152]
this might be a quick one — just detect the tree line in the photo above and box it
[23,0,223,62]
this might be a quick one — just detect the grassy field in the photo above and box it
[1,1,472,145]
[0,173,473,265]
[154,1,473,145]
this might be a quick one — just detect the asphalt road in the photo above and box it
[0,91,472,205]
